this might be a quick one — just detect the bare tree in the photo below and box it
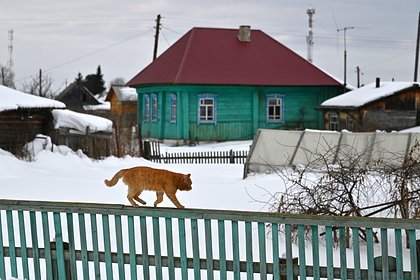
[21,70,55,98]
[0,65,15,88]
[262,140,420,246]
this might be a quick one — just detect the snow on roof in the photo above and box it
[52,109,113,133]
[112,86,137,101]
[320,81,419,108]
[0,85,66,112]
[84,101,111,111]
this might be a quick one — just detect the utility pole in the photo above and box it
[337,26,354,92]
[306,7,315,63]
[414,12,420,82]
[356,66,361,88]
[39,69,42,97]
[153,14,161,61]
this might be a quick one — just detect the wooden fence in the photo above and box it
[143,141,248,164]
[0,199,420,279]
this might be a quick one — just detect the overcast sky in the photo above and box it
[1,1,419,93]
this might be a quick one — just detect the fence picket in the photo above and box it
[128,215,137,279]
[90,213,101,280]
[165,217,176,280]
[18,211,29,279]
[6,210,17,277]
[153,216,163,280]
[78,213,89,279]
[102,214,113,279]
[66,213,77,279]
[0,211,5,279]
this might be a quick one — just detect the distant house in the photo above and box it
[319,79,420,132]
[106,85,137,115]
[105,85,139,156]
[0,85,65,155]
[55,81,101,112]
[127,26,343,144]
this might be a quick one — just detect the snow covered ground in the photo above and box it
[0,138,280,211]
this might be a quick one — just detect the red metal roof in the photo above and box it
[127,27,342,87]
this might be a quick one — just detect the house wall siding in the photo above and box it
[136,85,340,141]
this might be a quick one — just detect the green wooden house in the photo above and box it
[127,26,342,144]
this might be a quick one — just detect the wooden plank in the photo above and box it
[218,220,227,280]
[339,227,347,280]
[153,217,163,280]
[102,214,113,279]
[53,212,67,279]
[395,228,404,280]
[0,211,6,280]
[408,229,418,280]
[351,227,361,280]
[245,221,254,280]
[232,220,240,280]
[42,212,53,280]
[312,225,320,280]
[6,210,17,277]
[115,215,125,280]
[78,213,89,279]
[272,223,280,280]
[325,226,333,280]
[366,228,375,280]
[128,215,137,280]
[258,222,267,280]
[140,216,150,279]
[27,219,43,279]
[66,213,77,279]
[380,228,389,280]
[178,217,188,280]
[3,199,420,229]
[285,224,294,280]
[18,211,29,278]
[205,219,214,280]
[191,218,201,280]
[165,217,176,280]
[298,224,306,280]
[90,213,101,280]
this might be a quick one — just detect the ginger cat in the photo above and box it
[104,166,192,208]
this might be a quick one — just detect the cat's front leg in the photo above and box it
[166,193,185,208]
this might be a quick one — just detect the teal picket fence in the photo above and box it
[0,199,419,280]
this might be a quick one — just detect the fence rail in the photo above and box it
[0,199,420,280]
[142,140,248,164]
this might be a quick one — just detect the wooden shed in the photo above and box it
[0,85,65,156]
[319,80,420,132]
[127,26,343,144]
[55,81,101,112]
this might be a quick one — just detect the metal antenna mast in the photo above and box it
[7,30,14,70]
[337,26,354,91]
[306,7,315,63]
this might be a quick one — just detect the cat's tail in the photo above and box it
[104,169,126,187]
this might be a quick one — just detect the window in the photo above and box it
[198,94,217,124]
[151,94,158,122]
[346,116,354,131]
[170,94,177,123]
[329,112,339,131]
[266,94,284,123]
[143,95,150,121]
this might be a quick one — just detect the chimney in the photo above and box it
[375,77,380,88]
[238,25,251,42]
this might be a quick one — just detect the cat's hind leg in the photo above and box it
[133,190,146,205]
[166,193,185,209]
[154,192,164,207]
[127,189,146,207]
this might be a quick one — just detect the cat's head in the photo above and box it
[178,174,192,191]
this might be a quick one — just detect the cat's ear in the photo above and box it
[187,174,191,177]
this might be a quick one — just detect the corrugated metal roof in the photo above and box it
[127,27,342,87]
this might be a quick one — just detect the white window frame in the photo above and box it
[266,94,284,123]
[329,112,339,131]
[143,94,150,122]
[170,93,177,123]
[198,94,217,124]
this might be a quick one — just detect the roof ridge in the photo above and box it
[174,28,196,83]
